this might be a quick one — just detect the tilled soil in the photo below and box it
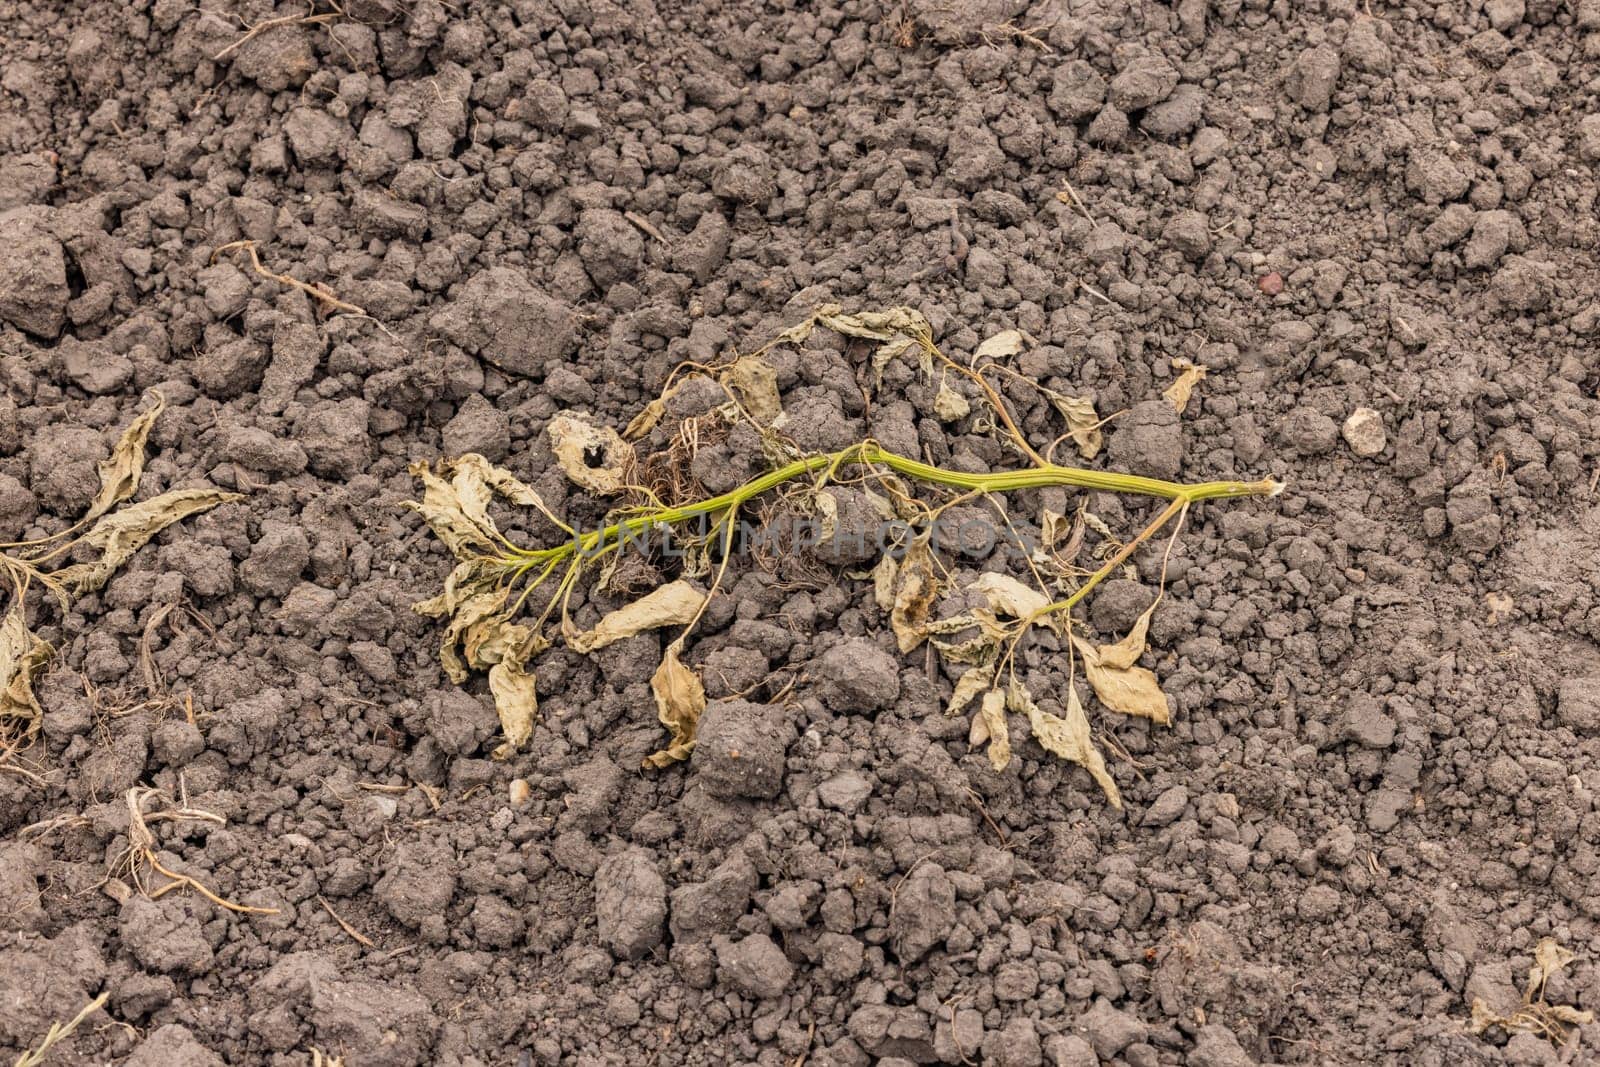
[2,0,1600,1064]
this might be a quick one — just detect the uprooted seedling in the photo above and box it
[1470,938,1594,1047]
[406,306,1282,803]
[1,394,242,749]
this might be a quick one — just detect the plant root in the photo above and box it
[211,240,367,317]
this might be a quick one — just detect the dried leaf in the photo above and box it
[405,462,499,558]
[1,607,51,730]
[1038,507,1086,566]
[871,553,899,612]
[968,572,1048,620]
[816,304,929,342]
[645,639,705,768]
[569,580,706,653]
[437,587,510,682]
[1015,679,1121,808]
[1163,358,1209,414]
[449,453,569,534]
[413,559,499,620]
[487,657,537,759]
[932,630,999,666]
[814,489,839,542]
[770,317,817,348]
[1043,389,1103,460]
[890,540,938,653]
[53,489,244,596]
[1073,633,1171,725]
[721,356,783,426]
[1531,938,1574,995]
[946,666,992,718]
[623,381,684,441]
[975,689,1011,771]
[933,380,970,422]
[86,394,167,522]
[548,414,635,495]
[1097,599,1158,671]
[973,329,1032,361]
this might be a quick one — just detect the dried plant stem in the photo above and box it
[211,240,366,316]
[11,992,108,1067]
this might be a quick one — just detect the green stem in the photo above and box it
[512,444,1280,567]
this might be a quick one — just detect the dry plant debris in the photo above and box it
[1469,938,1594,1047]
[1,395,242,743]
[10,992,108,1067]
[406,306,1283,800]
[108,785,279,915]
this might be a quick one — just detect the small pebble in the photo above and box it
[1257,272,1284,295]
[1342,408,1387,457]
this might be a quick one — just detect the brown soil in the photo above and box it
[2,0,1600,1064]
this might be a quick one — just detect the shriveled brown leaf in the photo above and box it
[1038,506,1086,567]
[1097,598,1158,671]
[1043,388,1103,460]
[1,606,51,731]
[547,414,635,495]
[1013,679,1121,808]
[871,553,899,612]
[448,453,569,534]
[973,329,1032,361]
[968,572,1048,621]
[52,489,244,596]
[644,639,705,768]
[623,381,684,440]
[487,657,537,760]
[1072,633,1171,725]
[946,666,992,718]
[933,380,970,422]
[413,559,499,620]
[973,688,1011,771]
[816,304,929,342]
[569,579,706,653]
[405,462,499,558]
[889,540,938,653]
[436,587,509,683]
[86,394,167,522]
[1163,358,1208,414]
[721,356,783,426]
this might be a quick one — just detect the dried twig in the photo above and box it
[11,992,108,1067]
[211,240,367,317]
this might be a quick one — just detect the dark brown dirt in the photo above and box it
[3,0,1600,1064]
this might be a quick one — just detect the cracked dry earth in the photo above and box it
[3,0,1600,1064]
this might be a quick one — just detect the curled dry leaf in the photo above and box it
[972,688,1012,771]
[871,553,899,611]
[645,639,705,768]
[889,539,938,653]
[946,665,992,718]
[547,413,635,495]
[86,393,166,522]
[1042,388,1103,460]
[487,657,537,760]
[623,380,683,441]
[53,489,244,596]
[568,579,706,654]
[721,356,783,426]
[1012,679,1121,808]
[1162,358,1209,414]
[968,572,1049,621]
[933,380,970,422]
[1,607,50,731]
[1097,598,1158,671]
[973,329,1032,361]
[815,304,934,383]
[1072,630,1171,725]
[1469,937,1594,1043]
